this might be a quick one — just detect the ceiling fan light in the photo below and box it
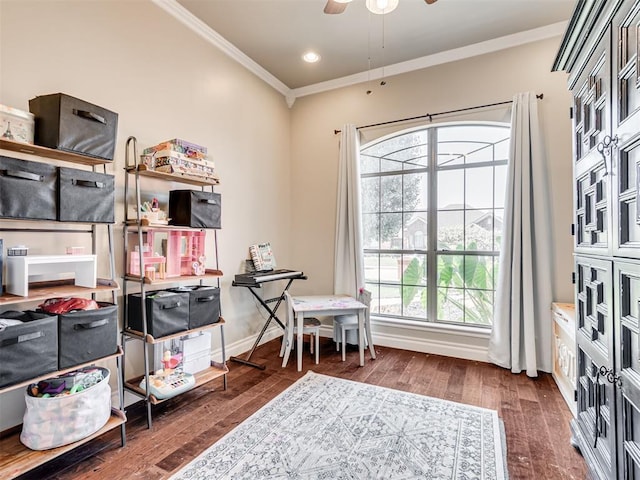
[366,0,398,14]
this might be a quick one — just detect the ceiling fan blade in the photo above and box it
[324,0,348,14]
[424,0,438,4]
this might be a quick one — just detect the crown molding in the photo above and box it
[151,0,290,97]
[292,21,568,99]
[151,1,566,107]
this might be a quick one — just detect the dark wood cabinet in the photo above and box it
[554,1,640,478]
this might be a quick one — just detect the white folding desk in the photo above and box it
[283,295,374,371]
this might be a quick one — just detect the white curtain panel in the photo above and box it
[333,124,364,344]
[488,92,553,377]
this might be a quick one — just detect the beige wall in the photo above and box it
[0,1,574,427]
[0,0,291,428]
[289,37,574,355]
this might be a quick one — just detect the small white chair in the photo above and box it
[333,289,375,362]
[280,291,321,365]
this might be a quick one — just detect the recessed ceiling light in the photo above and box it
[302,51,321,63]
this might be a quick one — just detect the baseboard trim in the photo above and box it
[212,325,283,360]
[318,324,489,363]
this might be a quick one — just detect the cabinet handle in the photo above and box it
[598,365,622,387]
[596,134,618,176]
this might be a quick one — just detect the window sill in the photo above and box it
[370,316,492,339]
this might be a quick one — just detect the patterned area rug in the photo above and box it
[170,371,508,479]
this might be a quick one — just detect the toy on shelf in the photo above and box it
[161,350,182,375]
[129,197,168,226]
[127,242,167,280]
[126,228,206,279]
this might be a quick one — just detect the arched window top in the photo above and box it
[361,122,510,174]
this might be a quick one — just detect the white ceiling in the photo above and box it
[164,0,576,96]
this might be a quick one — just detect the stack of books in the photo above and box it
[141,139,218,182]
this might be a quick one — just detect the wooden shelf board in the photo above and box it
[124,363,228,405]
[124,269,223,286]
[126,165,220,187]
[123,318,226,343]
[0,138,111,166]
[0,409,126,480]
[0,346,123,395]
[0,278,120,306]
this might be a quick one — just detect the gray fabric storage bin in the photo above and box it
[0,311,58,388]
[0,156,57,220]
[29,93,118,161]
[58,167,115,223]
[169,190,221,229]
[57,302,118,369]
[128,290,189,338]
[170,285,220,329]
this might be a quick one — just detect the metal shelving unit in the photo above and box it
[121,136,226,428]
[0,139,126,480]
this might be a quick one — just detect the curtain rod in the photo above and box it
[333,93,543,135]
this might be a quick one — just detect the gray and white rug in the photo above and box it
[170,371,508,479]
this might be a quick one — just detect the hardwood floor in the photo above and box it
[16,338,587,480]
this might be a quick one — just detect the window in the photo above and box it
[360,123,509,327]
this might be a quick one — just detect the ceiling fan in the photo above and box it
[324,0,438,15]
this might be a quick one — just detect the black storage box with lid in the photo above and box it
[58,166,115,223]
[169,285,220,329]
[29,93,118,161]
[57,302,118,369]
[0,310,58,388]
[169,190,221,229]
[127,290,189,338]
[0,155,57,220]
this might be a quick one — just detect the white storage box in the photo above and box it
[0,104,34,144]
[182,351,211,374]
[182,331,211,357]
[152,331,211,372]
